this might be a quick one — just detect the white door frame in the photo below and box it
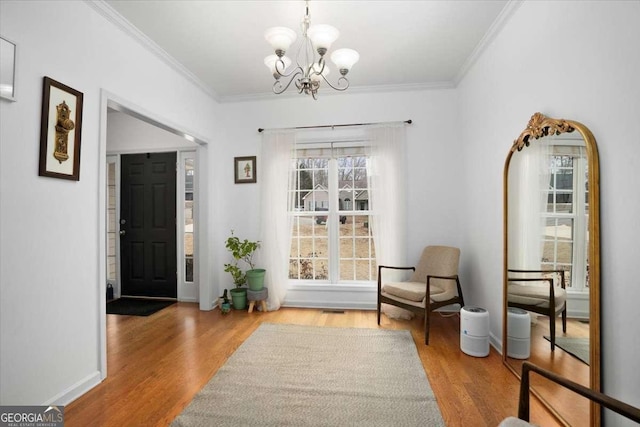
[98,89,212,380]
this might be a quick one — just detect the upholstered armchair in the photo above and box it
[507,269,567,350]
[377,246,464,344]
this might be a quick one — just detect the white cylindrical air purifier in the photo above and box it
[507,307,531,359]
[460,306,490,357]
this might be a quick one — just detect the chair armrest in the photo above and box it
[518,361,640,423]
[426,275,463,305]
[426,274,458,280]
[508,269,566,289]
[378,265,416,293]
[378,265,416,272]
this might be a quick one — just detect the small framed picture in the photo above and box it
[234,156,257,184]
[39,76,84,181]
[0,36,17,101]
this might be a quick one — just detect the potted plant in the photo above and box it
[241,241,266,292]
[223,256,247,310]
[219,289,231,314]
[224,231,265,308]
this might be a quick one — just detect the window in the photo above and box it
[106,161,117,281]
[183,156,195,283]
[541,145,588,292]
[289,147,376,283]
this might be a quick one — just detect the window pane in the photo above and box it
[542,217,574,286]
[288,213,329,279]
[547,155,574,214]
[556,241,573,265]
[185,257,193,282]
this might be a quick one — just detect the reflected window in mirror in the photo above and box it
[542,136,589,294]
[509,135,589,295]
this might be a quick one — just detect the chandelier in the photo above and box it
[264,1,359,99]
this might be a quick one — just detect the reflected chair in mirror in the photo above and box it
[507,269,566,350]
[377,246,464,344]
[498,361,640,426]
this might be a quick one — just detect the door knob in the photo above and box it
[119,230,126,236]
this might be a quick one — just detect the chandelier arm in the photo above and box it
[275,61,301,79]
[320,74,350,92]
[273,69,304,94]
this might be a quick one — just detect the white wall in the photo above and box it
[0,0,220,405]
[457,0,640,423]
[215,89,463,307]
[106,110,197,152]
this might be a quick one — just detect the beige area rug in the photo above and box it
[172,323,444,427]
[544,335,590,365]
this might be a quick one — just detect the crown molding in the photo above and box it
[218,81,456,103]
[454,0,524,86]
[85,0,220,102]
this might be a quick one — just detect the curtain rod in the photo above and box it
[258,119,412,133]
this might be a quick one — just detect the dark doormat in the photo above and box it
[107,297,176,316]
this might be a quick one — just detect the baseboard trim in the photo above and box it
[44,371,102,406]
[283,300,376,310]
[490,332,503,354]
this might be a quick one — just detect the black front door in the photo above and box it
[120,152,177,298]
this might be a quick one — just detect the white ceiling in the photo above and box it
[103,0,513,102]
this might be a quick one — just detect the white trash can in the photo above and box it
[507,307,531,359]
[460,306,490,357]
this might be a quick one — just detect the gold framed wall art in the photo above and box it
[39,76,83,181]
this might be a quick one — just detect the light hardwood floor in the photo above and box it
[65,304,564,427]
[506,318,590,427]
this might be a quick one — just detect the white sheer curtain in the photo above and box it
[258,130,296,310]
[508,141,550,269]
[366,124,407,275]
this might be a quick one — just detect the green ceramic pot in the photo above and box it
[246,269,266,291]
[229,288,247,310]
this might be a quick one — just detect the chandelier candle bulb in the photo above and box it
[264,27,297,56]
[307,24,340,55]
[331,48,360,75]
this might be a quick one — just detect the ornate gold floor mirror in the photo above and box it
[503,113,601,426]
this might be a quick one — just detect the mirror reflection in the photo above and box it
[503,113,600,426]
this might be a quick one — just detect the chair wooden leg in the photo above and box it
[377,300,381,325]
[425,307,430,345]
[550,314,556,351]
[562,307,567,333]
[456,277,465,307]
